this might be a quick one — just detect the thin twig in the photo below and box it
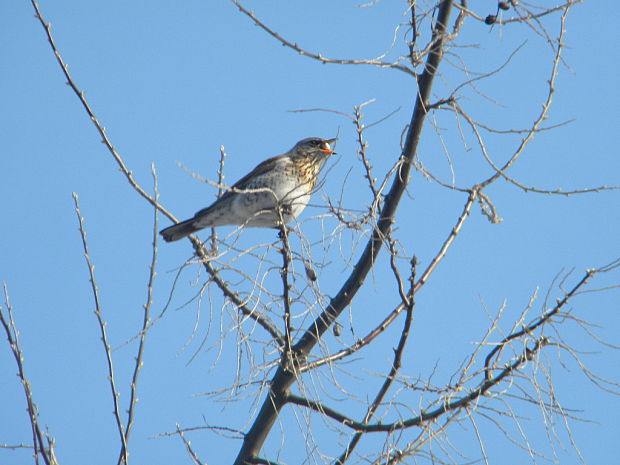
[72,193,128,463]
[118,164,160,465]
[0,284,54,465]
[277,222,294,360]
[415,188,477,290]
[336,257,417,464]
[300,301,406,372]
[211,146,228,252]
[484,267,596,380]
[229,0,415,76]
[353,102,382,216]
[175,424,204,465]
[479,5,567,188]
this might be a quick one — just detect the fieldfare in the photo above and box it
[160,137,336,242]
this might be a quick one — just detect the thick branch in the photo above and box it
[287,337,548,434]
[233,2,455,463]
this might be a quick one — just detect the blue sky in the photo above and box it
[2,1,619,464]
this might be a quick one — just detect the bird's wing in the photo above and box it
[192,153,286,220]
[219,153,286,200]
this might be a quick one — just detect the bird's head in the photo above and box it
[292,137,337,159]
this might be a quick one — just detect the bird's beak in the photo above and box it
[321,138,338,154]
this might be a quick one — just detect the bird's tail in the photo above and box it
[159,219,201,242]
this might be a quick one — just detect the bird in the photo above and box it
[160,137,337,242]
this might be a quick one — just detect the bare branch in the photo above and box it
[335,257,417,464]
[72,193,128,463]
[175,424,205,465]
[30,0,284,347]
[30,0,174,222]
[484,267,597,380]
[229,0,415,76]
[479,5,568,188]
[415,188,477,290]
[233,2,456,462]
[0,284,56,465]
[118,163,160,465]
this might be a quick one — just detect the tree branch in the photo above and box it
[229,0,415,76]
[72,194,128,463]
[336,257,417,464]
[0,284,56,465]
[232,2,455,463]
[30,0,284,347]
